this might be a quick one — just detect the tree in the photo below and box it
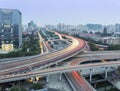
[30,83,43,90]
[0,87,1,91]
[10,86,27,91]
[108,44,120,50]
[10,86,19,91]
[89,42,99,51]
[21,88,27,91]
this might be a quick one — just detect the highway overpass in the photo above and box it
[0,36,86,76]
[0,50,120,77]
[0,33,120,84]
[0,61,120,83]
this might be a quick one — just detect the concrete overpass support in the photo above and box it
[79,70,82,74]
[46,75,49,83]
[59,73,62,80]
[105,67,108,79]
[90,68,93,82]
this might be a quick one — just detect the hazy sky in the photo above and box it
[0,0,120,26]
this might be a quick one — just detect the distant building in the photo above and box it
[0,8,22,51]
[86,24,103,32]
[103,37,120,45]
[27,21,38,33]
[115,24,120,33]
[103,26,107,34]
[106,25,115,33]
[113,32,120,37]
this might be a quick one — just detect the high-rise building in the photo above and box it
[106,25,115,33]
[115,24,120,33]
[27,21,37,33]
[86,24,103,30]
[0,8,22,51]
[103,26,107,35]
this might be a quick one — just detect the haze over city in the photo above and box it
[1,0,120,91]
[0,0,120,25]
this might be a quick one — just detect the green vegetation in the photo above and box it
[10,86,27,91]
[3,82,43,91]
[30,83,43,90]
[9,82,43,91]
[89,42,99,51]
[108,44,120,50]
[0,34,41,58]
[22,35,40,53]
[54,41,58,45]
[54,35,59,39]
[10,86,19,91]
[50,44,54,48]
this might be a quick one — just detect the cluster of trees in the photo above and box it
[54,41,58,45]
[108,44,120,50]
[22,35,40,53]
[10,83,43,91]
[30,83,43,90]
[10,86,27,91]
[0,34,41,58]
[88,42,99,51]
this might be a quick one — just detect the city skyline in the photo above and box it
[0,0,120,26]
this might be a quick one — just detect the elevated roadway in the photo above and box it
[0,36,85,75]
[1,61,120,83]
[1,51,119,64]
[65,60,95,91]
[0,32,120,84]
[74,51,120,64]
[0,50,120,76]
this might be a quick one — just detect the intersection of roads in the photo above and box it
[0,32,120,91]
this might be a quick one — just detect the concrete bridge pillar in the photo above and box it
[105,67,108,79]
[59,73,62,80]
[46,75,49,83]
[90,68,93,82]
[79,70,82,75]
